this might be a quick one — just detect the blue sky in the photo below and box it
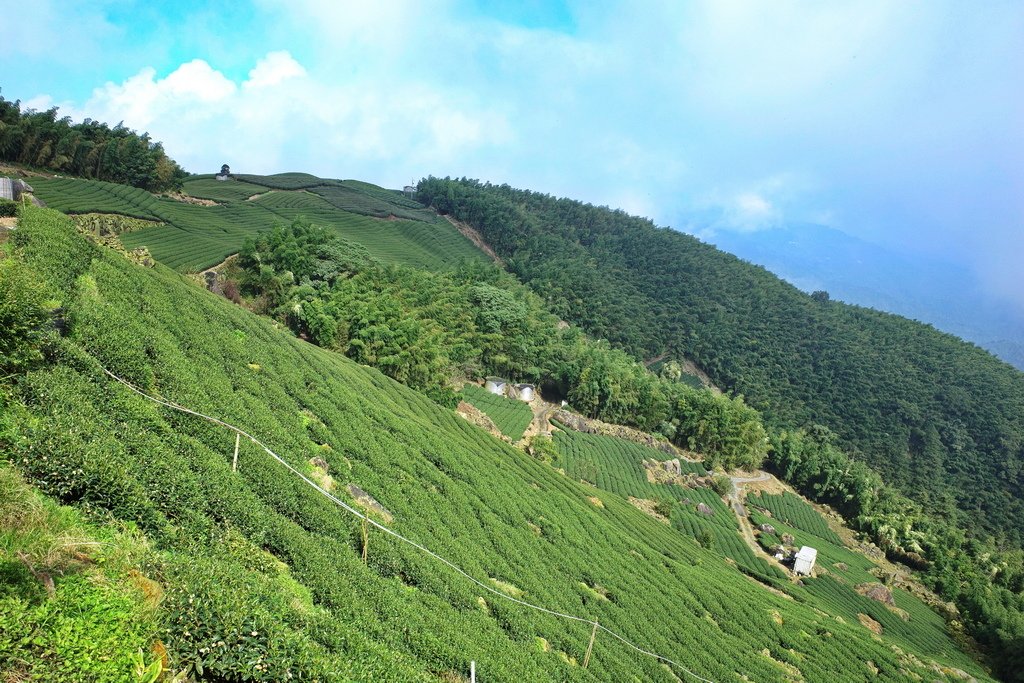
[4,0,1023,311]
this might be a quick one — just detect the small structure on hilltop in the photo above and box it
[216,164,232,181]
[515,383,535,402]
[403,185,416,198]
[794,546,817,576]
[484,377,508,396]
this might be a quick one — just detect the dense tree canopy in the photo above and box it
[0,93,187,191]
[234,219,767,469]
[416,176,1024,546]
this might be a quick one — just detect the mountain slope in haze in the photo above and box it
[0,206,991,681]
[707,223,1024,371]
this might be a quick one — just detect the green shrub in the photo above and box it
[0,257,52,375]
[0,199,17,217]
[156,546,341,682]
[0,575,153,682]
[0,464,158,683]
[710,474,731,496]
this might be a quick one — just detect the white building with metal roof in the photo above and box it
[794,546,817,575]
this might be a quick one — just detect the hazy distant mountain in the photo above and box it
[706,223,1024,370]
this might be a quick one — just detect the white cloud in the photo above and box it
[690,173,812,235]
[245,51,307,89]
[736,192,772,219]
[19,0,1021,313]
[721,191,780,232]
[22,95,55,112]
[77,61,238,133]
[66,51,511,180]
[162,60,238,101]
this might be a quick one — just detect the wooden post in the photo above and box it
[470,660,476,683]
[361,517,368,564]
[232,433,240,472]
[583,618,598,669]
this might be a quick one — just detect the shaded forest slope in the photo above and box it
[417,178,1024,545]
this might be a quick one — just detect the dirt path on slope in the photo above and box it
[521,398,559,442]
[728,471,790,572]
[443,215,503,265]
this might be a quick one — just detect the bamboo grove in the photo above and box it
[0,94,187,192]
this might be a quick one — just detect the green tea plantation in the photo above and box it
[28,173,485,272]
[0,206,991,681]
[461,385,534,441]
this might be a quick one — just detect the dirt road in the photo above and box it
[727,471,783,564]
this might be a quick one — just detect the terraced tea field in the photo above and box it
[5,205,992,682]
[552,426,705,500]
[747,509,965,670]
[549,426,783,577]
[30,174,486,272]
[33,176,162,219]
[748,491,843,545]
[750,509,876,583]
[461,385,533,441]
[547,421,977,672]
[233,171,325,190]
[671,491,788,582]
[178,176,268,202]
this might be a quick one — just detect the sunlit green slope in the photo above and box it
[460,384,534,441]
[28,173,485,271]
[1,206,989,681]
[549,427,981,676]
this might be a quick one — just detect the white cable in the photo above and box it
[100,366,716,683]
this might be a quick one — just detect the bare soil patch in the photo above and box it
[444,215,503,265]
[520,395,559,442]
[164,192,217,206]
[858,613,883,635]
[738,474,789,496]
[627,496,669,524]
[553,409,694,459]
[0,163,50,178]
[680,358,721,393]
[455,401,507,442]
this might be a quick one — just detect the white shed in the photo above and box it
[516,383,535,402]
[484,377,508,396]
[794,546,817,576]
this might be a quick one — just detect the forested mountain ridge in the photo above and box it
[707,223,1024,371]
[416,177,1024,547]
[0,94,187,192]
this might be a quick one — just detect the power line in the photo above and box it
[100,367,716,683]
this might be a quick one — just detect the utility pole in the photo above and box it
[583,619,599,669]
[361,517,369,563]
[232,433,240,472]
